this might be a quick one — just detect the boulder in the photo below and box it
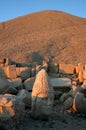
[0,77,10,94]
[23,77,35,91]
[59,63,75,74]
[50,78,72,92]
[8,78,23,90]
[31,69,54,120]
[17,89,31,108]
[73,92,86,113]
[0,94,25,126]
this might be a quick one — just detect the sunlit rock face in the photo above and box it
[31,69,54,120]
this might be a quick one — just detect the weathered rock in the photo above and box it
[64,97,73,110]
[16,67,31,80]
[4,65,17,79]
[50,78,72,92]
[31,69,54,120]
[8,78,23,90]
[23,77,35,91]
[59,63,75,74]
[48,63,59,73]
[73,92,86,113]
[75,63,84,74]
[17,89,31,108]
[0,77,10,94]
[0,94,25,126]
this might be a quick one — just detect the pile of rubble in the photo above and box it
[0,58,86,129]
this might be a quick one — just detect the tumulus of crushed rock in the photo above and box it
[0,10,86,64]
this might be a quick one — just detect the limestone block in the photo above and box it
[59,63,75,74]
[50,78,72,92]
[4,65,17,79]
[17,89,31,108]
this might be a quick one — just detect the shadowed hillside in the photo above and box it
[0,10,86,63]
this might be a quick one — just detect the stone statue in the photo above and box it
[31,69,54,120]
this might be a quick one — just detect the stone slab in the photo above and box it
[50,78,72,91]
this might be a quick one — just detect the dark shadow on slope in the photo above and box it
[26,51,44,65]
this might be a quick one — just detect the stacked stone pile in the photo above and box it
[0,58,86,128]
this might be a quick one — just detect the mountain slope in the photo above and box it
[0,10,86,63]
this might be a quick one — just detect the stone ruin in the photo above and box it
[0,58,86,129]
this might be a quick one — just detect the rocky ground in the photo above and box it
[13,103,86,130]
[1,101,86,130]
